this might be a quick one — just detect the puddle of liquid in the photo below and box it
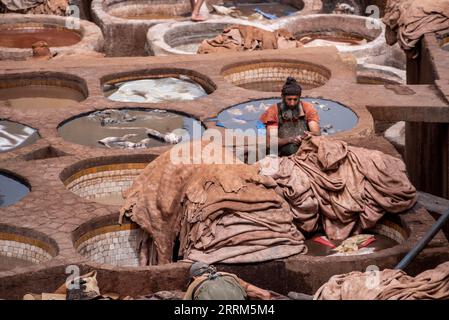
[223,1,298,19]
[305,234,398,256]
[0,85,85,111]
[0,172,30,207]
[0,120,39,152]
[0,255,35,271]
[104,77,208,103]
[0,27,81,48]
[300,33,369,47]
[58,109,204,149]
[211,98,358,135]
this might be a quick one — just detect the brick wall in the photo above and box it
[223,63,329,90]
[0,233,54,265]
[64,163,146,203]
[75,224,144,266]
[371,220,408,244]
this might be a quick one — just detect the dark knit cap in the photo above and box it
[281,76,302,96]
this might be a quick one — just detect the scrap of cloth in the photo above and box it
[119,140,306,265]
[260,135,416,241]
[314,261,449,300]
[1,0,68,14]
[197,25,302,54]
[383,0,449,56]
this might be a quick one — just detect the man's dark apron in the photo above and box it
[277,101,308,156]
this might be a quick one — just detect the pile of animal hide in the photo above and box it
[197,25,302,54]
[1,0,68,15]
[119,136,416,265]
[260,135,416,241]
[383,0,449,57]
[314,261,449,300]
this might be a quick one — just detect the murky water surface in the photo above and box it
[211,98,358,135]
[0,27,81,48]
[0,172,30,207]
[0,85,85,111]
[59,109,204,149]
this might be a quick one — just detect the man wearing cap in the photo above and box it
[184,262,272,300]
[260,77,320,156]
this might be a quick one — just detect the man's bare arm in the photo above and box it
[307,121,321,135]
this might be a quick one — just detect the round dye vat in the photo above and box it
[58,109,204,149]
[0,25,81,49]
[0,85,86,111]
[211,98,358,135]
[0,172,30,207]
[147,21,267,56]
[221,60,330,92]
[0,229,57,271]
[104,77,208,103]
[0,120,39,153]
[222,0,301,20]
[64,163,148,205]
[105,0,191,21]
[305,234,397,256]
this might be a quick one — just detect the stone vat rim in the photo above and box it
[59,152,158,187]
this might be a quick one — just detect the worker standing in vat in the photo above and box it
[184,262,272,300]
[259,77,320,156]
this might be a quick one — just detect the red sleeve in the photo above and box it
[302,102,320,123]
[259,104,278,127]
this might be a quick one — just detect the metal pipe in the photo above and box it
[395,207,449,270]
